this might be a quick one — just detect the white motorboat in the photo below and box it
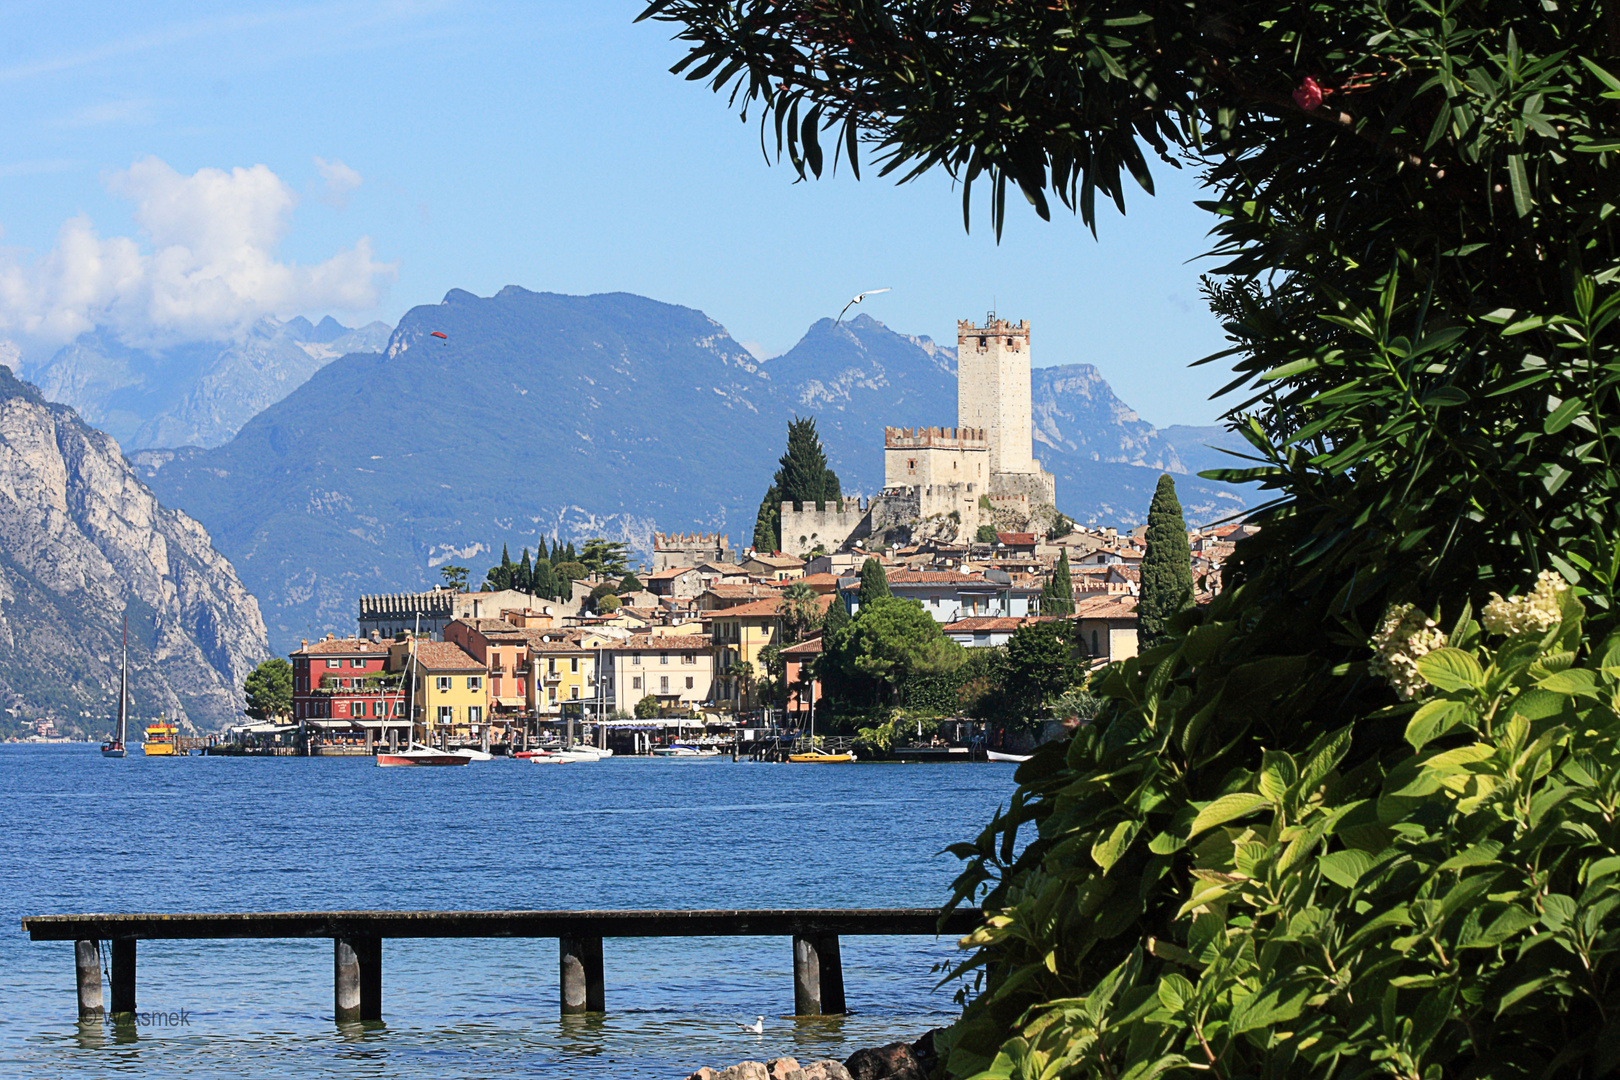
[652,744,721,758]
[454,747,494,761]
[527,748,601,764]
[986,750,1031,764]
[377,743,470,767]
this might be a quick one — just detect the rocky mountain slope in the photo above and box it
[0,367,268,736]
[135,288,1253,651]
[22,315,390,450]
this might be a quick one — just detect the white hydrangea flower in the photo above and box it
[1370,603,1447,700]
[1480,570,1569,636]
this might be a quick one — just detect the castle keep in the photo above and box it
[778,314,1057,554]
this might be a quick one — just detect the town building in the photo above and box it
[943,616,1051,648]
[647,566,704,600]
[741,552,807,581]
[780,635,823,721]
[598,634,715,715]
[652,532,732,572]
[845,568,1041,623]
[389,639,487,744]
[358,587,561,640]
[289,635,407,735]
[1073,594,1140,663]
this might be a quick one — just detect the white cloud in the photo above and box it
[313,156,362,208]
[0,155,394,348]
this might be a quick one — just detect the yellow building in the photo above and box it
[390,639,487,743]
[528,633,597,716]
[707,598,786,710]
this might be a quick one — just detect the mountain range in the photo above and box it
[128,287,1252,652]
[21,315,391,451]
[0,367,268,737]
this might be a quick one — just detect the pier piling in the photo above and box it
[74,939,102,1017]
[109,938,136,1017]
[559,936,604,1014]
[792,933,846,1016]
[333,935,381,1022]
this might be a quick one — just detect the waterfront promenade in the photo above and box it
[0,744,1016,1079]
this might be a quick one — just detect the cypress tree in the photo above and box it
[564,541,577,564]
[533,558,558,601]
[517,548,533,593]
[824,590,851,635]
[858,557,890,608]
[1043,548,1074,616]
[754,484,781,552]
[1138,474,1194,646]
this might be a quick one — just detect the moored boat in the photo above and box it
[101,616,129,759]
[142,719,179,756]
[986,750,1031,764]
[376,743,470,767]
[788,747,856,764]
[651,744,720,758]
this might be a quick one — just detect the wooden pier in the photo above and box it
[23,908,979,1023]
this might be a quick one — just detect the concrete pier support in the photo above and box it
[559,936,604,1014]
[334,936,382,1022]
[75,939,103,1017]
[792,933,846,1016]
[109,939,136,1017]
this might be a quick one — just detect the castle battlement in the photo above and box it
[883,425,987,450]
[653,531,729,550]
[958,316,1030,344]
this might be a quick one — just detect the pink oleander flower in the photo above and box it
[1293,77,1324,112]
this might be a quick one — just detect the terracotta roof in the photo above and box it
[996,532,1038,545]
[406,641,484,670]
[609,634,713,651]
[780,636,824,656]
[746,553,805,568]
[798,573,840,587]
[707,597,783,619]
[649,566,699,580]
[887,570,992,586]
[291,637,390,657]
[1073,595,1139,619]
[944,616,1053,633]
[704,584,777,599]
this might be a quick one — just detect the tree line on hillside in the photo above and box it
[436,537,640,604]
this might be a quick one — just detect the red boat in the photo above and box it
[376,743,469,767]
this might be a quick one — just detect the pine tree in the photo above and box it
[517,548,534,593]
[1043,548,1074,616]
[824,589,851,636]
[1138,474,1194,646]
[754,484,780,552]
[858,556,890,608]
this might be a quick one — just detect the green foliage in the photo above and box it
[1139,474,1193,647]
[580,538,630,577]
[974,524,997,544]
[898,671,964,715]
[823,595,964,705]
[758,417,841,553]
[439,565,468,591]
[944,588,1620,1079]
[968,621,1086,727]
[1048,513,1073,540]
[858,557,890,608]
[532,557,559,601]
[646,4,1620,1077]
[780,580,823,643]
[516,548,533,593]
[754,483,780,553]
[597,594,622,613]
[634,694,659,719]
[243,658,292,721]
[553,562,587,591]
[620,570,643,593]
[857,710,938,751]
[484,544,514,591]
[1041,549,1074,616]
[823,591,850,636]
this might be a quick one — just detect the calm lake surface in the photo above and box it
[0,745,1017,1079]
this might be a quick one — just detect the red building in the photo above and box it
[290,634,407,732]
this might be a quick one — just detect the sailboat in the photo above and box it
[100,617,129,758]
[788,693,854,763]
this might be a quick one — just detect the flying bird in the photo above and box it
[736,1015,765,1034]
[835,288,891,325]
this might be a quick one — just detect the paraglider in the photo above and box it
[430,331,448,340]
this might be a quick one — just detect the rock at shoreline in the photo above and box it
[767,1057,805,1080]
[715,1064,769,1080]
[845,1042,926,1080]
[801,1062,854,1080]
[909,1029,943,1077]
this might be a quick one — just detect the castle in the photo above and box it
[779,315,1056,553]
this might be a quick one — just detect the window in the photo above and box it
[660,653,669,665]
[393,700,405,716]
[466,676,481,690]
[548,687,557,703]
[685,676,693,690]
[632,676,642,690]
[570,687,579,700]
[468,706,482,724]
[351,658,364,668]
[438,705,453,724]
[326,659,340,669]
[683,653,694,665]
[570,658,579,673]
[1091,630,1100,655]
[632,654,641,666]
[660,676,669,693]
[549,658,557,675]
[436,676,452,692]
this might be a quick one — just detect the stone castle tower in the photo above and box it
[957,315,1055,503]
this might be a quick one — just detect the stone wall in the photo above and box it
[957,317,1034,476]
[779,498,872,556]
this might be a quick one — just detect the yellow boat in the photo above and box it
[142,720,179,756]
[789,747,855,763]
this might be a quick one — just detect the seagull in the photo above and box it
[736,1015,765,1034]
[835,288,891,325]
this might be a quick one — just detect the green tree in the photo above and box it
[485,545,514,592]
[1137,474,1193,646]
[857,557,889,608]
[516,548,533,593]
[597,593,622,613]
[1048,513,1073,540]
[973,524,996,544]
[634,694,659,719]
[438,565,468,592]
[553,562,587,597]
[780,580,823,643]
[243,658,293,722]
[588,581,619,609]
[563,541,576,564]
[619,570,643,593]
[753,483,780,552]
[532,557,559,601]
[580,538,631,577]
[823,591,850,636]
[1041,548,1074,616]
[827,596,964,705]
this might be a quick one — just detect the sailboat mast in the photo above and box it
[118,615,128,745]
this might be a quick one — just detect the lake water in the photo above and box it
[0,745,1016,1079]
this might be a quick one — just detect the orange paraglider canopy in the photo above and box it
[430,331,448,339]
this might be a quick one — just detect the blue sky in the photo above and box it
[0,1,1235,426]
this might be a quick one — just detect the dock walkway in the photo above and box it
[23,907,979,1023]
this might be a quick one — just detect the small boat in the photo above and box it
[101,617,129,758]
[453,747,494,761]
[142,719,179,757]
[987,750,1032,764]
[789,747,856,764]
[651,744,720,758]
[376,742,470,767]
[527,748,602,764]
